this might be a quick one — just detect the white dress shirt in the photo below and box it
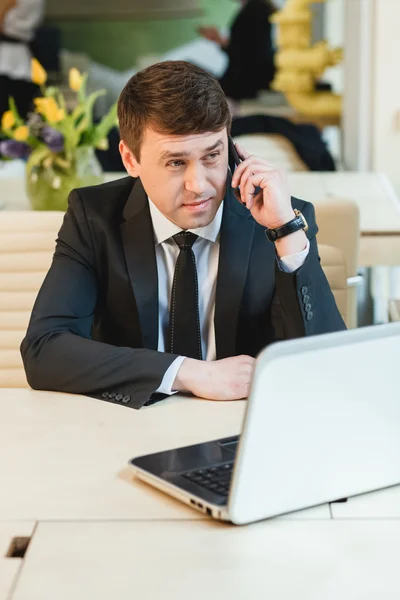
[0,0,44,81]
[148,199,310,395]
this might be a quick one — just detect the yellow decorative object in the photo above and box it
[13,126,29,141]
[271,0,343,119]
[1,110,15,130]
[69,68,83,92]
[31,58,47,86]
[34,97,65,123]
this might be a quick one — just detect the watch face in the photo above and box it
[294,209,308,232]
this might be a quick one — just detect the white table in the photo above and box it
[2,388,400,599]
[0,523,35,600]
[1,171,400,268]
[287,171,400,268]
[10,520,400,600]
[0,389,328,522]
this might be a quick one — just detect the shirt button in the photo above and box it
[122,395,131,404]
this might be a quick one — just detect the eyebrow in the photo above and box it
[159,139,224,162]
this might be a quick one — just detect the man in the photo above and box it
[199,0,277,109]
[0,0,44,120]
[21,61,345,410]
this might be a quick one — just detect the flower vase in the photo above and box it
[26,146,104,211]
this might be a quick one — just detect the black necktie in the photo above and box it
[169,232,203,360]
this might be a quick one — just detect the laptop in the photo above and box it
[130,322,400,525]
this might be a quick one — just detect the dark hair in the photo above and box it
[117,60,231,160]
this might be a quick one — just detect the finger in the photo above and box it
[231,156,275,188]
[237,164,269,203]
[234,142,250,161]
[242,173,265,210]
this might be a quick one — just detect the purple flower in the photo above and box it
[0,140,31,159]
[41,126,64,153]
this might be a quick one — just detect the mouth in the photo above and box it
[182,198,212,211]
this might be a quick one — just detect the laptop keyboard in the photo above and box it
[182,462,234,497]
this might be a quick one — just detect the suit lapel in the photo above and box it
[215,185,255,359]
[120,179,159,351]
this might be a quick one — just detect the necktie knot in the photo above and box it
[173,231,198,250]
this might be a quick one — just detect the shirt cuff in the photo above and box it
[155,356,186,395]
[279,239,310,273]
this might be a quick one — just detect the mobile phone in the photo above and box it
[228,135,261,205]
[228,134,242,169]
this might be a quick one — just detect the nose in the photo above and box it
[184,162,208,196]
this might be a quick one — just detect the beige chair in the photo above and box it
[232,133,309,172]
[318,244,348,325]
[0,201,358,387]
[389,299,400,322]
[314,198,361,329]
[0,211,65,387]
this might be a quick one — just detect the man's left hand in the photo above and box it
[231,143,296,230]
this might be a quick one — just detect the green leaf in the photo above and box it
[85,90,106,129]
[26,145,52,172]
[71,104,86,123]
[57,91,67,112]
[8,97,24,127]
[90,103,118,147]
[78,72,89,104]
[45,86,58,98]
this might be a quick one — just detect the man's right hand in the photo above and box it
[173,355,256,401]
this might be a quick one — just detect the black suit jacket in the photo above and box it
[21,176,345,409]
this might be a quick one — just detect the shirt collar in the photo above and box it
[148,197,223,245]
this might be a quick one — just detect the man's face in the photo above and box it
[120,128,229,230]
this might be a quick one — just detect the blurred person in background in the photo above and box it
[198,0,277,113]
[0,0,44,120]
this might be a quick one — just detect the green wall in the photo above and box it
[48,0,238,71]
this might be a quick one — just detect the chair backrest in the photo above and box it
[0,211,65,387]
[314,198,360,329]
[0,201,358,387]
[232,133,309,172]
[318,243,347,325]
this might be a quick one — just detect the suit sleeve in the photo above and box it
[270,200,347,340]
[20,191,179,410]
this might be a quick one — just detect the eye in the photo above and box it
[167,160,184,168]
[205,152,220,160]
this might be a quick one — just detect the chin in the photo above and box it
[177,202,219,230]
[181,214,214,230]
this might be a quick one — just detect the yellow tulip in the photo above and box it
[34,97,65,123]
[69,68,83,92]
[1,110,15,130]
[13,126,29,141]
[31,58,47,86]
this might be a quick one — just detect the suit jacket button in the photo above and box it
[301,286,308,295]
[303,295,310,304]
[305,303,312,312]
[115,394,123,401]
[306,311,314,321]
[122,395,131,403]
[108,392,117,399]
[102,392,109,398]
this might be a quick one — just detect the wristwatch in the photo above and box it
[265,209,308,242]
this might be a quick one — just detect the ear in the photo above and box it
[119,140,140,177]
